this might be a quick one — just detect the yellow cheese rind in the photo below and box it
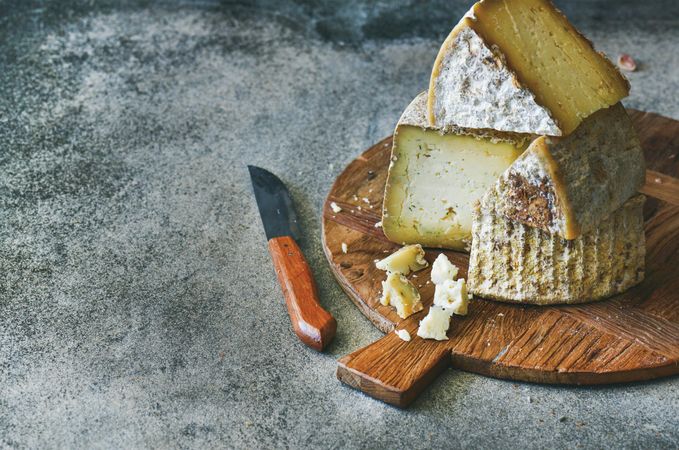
[468,195,646,305]
[428,0,630,136]
[382,92,530,251]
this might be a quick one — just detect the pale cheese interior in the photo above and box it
[382,125,526,251]
[472,0,629,135]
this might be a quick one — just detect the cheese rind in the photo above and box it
[382,92,530,251]
[380,272,423,319]
[428,0,630,136]
[468,194,646,305]
[375,244,428,275]
[487,103,645,239]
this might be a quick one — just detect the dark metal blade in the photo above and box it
[248,165,301,241]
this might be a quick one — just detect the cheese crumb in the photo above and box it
[431,254,459,285]
[380,272,423,319]
[433,278,469,316]
[374,221,382,228]
[375,244,428,275]
[417,306,451,341]
[330,202,342,213]
[395,329,411,342]
[341,242,348,254]
[362,197,370,204]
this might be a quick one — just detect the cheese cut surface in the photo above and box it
[428,0,629,136]
[488,103,645,239]
[382,92,530,251]
[468,194,646,305]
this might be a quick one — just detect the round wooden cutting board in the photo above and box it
[322,109,679,407]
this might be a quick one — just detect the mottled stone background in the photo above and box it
[1,1,678,448]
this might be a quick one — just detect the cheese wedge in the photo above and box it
[428,0,629,136]
[488,103,645,239]
[468,194,645,305]
[382,92,531,251]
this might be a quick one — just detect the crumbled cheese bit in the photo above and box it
[330,202,342,213]
[375,244,428,275]
[433,278,469,316]
[362,197,370,204]
[431,253,459,285]
[341,242,348,254]
[417,306,451,341]
[374,221,382,228]
[395,329,411,342]
[380,272,423,319]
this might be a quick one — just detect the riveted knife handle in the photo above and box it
[268,235,337,351]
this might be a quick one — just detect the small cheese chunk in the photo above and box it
[375,244,428,275]
[330,202,342,213]
[417,306,451,341]
[431,254,459,285]
[428,0,629,136]
[382,92,529,251]
[380,272,423,319]
[395,329,411,342]
[433,278,469,316]
[341,242,348,254]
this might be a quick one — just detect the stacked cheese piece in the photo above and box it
[382,0,646,305]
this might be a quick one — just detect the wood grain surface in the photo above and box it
[322,109,679,407]
[269,235,337,351]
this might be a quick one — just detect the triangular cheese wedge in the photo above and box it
[485,103,645,240]
[428,0,629,136]
[382,92,531,251]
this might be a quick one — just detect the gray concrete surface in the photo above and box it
[1,1,678,448]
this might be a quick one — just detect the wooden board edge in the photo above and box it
[450,352,679,385]
[321,218,395,334]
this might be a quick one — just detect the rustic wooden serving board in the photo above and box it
[322,109,679,407]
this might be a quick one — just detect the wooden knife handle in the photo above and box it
[268,235,337,351]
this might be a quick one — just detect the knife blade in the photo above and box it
[248,165,336,351]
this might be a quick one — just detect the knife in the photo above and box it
[247,165,337,351]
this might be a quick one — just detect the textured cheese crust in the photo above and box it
[488,103,645,239]
[428,0,630,136]
[382,92,531,251]
[428,21,559,136]
[468,194,646,305]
